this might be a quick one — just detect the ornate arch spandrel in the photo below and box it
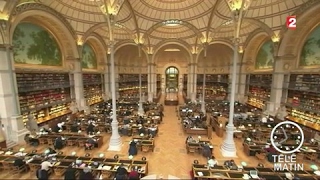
[9,3,79,70]
[242,32,271,73]
[83,35,107,72]
[278,2,320,70]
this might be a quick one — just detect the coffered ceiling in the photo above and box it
[5,0,314,49]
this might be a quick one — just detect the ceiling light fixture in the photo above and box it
[162,19,182,26]
[226,0,251,11]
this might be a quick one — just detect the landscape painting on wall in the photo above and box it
[255,40,274,69]
[13,22,62,66]
[82,43,97,69]
[300,26,320,66]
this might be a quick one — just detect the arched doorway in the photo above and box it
[165,66,179,92]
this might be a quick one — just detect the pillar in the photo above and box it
[71,57,87,111]
[108,42,122,151]
[237,60,247,103]
[103,55,110,100]
[0,45,28,144]
[221,38,239,157]
[187,63,192,98]
[147,62,153,102]
[189,61,197,102]
[267,55,285,115]
[151,63,157,98]
[114,62,119,99]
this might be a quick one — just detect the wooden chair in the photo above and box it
[2,161,13,172]
[78,141,85,148]
[256,152,266,160]
[47,138,54,146]
[305,153,317,161]
[67,140,76,146]
[38,138,47,145]
[141,145,150,152]
[53,167,66,176]
[101,171,113,179]
[12,165,28,176]
[28,164,40,176]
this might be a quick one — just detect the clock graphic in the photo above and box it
[270,121,304,154]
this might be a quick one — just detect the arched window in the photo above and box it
[165,66,179,91]
[165,67,179,74]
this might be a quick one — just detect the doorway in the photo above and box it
[165,66,179,92]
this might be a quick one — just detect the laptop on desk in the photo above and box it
[250,170,259,179]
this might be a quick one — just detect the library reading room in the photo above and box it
[1,0,320,179]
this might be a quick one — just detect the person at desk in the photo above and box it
[52,123,63,133]
[115,164,128,180]
[265,145,277,162]
[54,136,65,150]
[202,144,212,159]
[148,125,157,137]
[128,140,138,156]
[40,158,53,177]
[138,126,146,135]
[85,138,97,150]
[37,168,49,180]
[13,156,26,168]
[45,147,57,156]
[70,124,79,133]
[207,156,218,167]
[87,122,95,135]
[79,167,94,180]
[64,164,77,180]
[224,160,238,170]
[128,170,140,180]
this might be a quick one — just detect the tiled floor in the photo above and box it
[1,95,310,179]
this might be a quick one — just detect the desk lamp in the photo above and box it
[99,153,104,158]
[241,161,247,167]
[71,151,76,156]
[311,164,318,171]
[198,136,202,141]
[19,148,25,152]
[78,130,82,134]
[129,155,134,160]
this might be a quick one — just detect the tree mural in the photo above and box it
[300,26,320,66]
[12,23,62,66]
[255,40,274,69]
[82,43,97,69]
[12,26,26,63]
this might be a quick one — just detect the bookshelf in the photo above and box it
[196,74,229,101]
[83,73,103,106]
[246,74,272,109]
[285,74,320,130]
[16,73,72,125]
[156,74,161,94]
[118,74,147,98]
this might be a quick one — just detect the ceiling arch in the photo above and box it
[154,44,190,66]
[115,44,148,66]
[153,39,192,61]
[197,43,233,67]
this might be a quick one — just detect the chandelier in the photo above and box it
[226,0,251,11]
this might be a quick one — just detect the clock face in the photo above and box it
[270,121,304,154]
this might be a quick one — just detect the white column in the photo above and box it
[0,45,28,144]
[237,60,247,103]
[114,62,119,99]
[72,57,86,110]
[147,62,153,102]
[267,54,284,115]
[108,42,121,151]
[221,39,239,157]
[187,64,191,98]
[201,73,206,113]
[103,54,110,100]
[190,62,197,102]
[151,63,157,98]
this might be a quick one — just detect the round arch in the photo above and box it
[84,33,108,71]
[278,3,320,69]
[242,32,270,72]
[165,66,179,74]
[115,44,148,66]
[9,8,79,62]
[153,39,192,63]
[196,39,234,62]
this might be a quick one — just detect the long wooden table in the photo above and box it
[193,164,319,179]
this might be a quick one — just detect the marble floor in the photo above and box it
[0,95,313,179]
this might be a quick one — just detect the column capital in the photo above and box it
[188,63,196,66]
[233,38,240,45]
[0,44,13,50]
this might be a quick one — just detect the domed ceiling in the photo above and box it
[3,0,313,50]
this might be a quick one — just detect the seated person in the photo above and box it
[37,168,49,180]
[85,138,97,150]
[13,157,26,168]
[52,123,63,133]
[128,170,140,180]
[121,124,131,136]
[207,156,218,167]
[148,125,157,137]
[138,126,146,135]
[202,144,212,159]
[44,147,57,156]
[54,136,65,150]
[186,136,194,143]
[70,124,79,133]
[123,118,130,124]
[115,163,128,180]
[224,160,238,170]
[87,123,95,135]
[265,145,278,162]
[79,167,94,180]
[128,140,138,156]
[64,164,77,180]
[40,158,53,175]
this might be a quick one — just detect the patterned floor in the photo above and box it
[1,95,283,179]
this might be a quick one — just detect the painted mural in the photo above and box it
[13,23,62,66]
[82,43,97,69]
[300,26,320,66]
[255,40,274,69]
